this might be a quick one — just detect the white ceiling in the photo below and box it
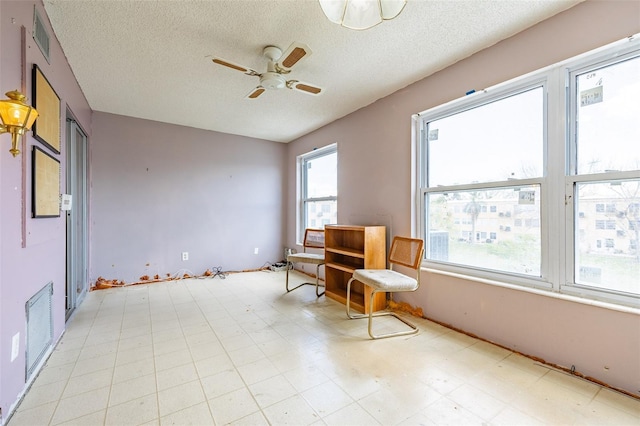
[43,0,581,143]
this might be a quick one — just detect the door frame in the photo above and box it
[65,112,89,319]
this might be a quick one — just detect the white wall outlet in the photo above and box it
[11,333,20,362]
[182,252,189,261]
[254,247,259,255]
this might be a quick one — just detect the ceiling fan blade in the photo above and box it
[276,42,312,72]
[212,57,259,76]
[245,86,266,99]
[287,80,322,96]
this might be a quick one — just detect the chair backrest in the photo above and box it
[303,229,325,252]
[389,236,424,270]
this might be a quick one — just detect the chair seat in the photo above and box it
[288,253,324,265]
[353,269,418,291]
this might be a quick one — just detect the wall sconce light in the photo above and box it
[0,90,39,157]
[319,0,407,30]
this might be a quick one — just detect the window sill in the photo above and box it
[421,267,640,315]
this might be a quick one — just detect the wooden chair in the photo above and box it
[286,229,325,297]
[346,236,424,339]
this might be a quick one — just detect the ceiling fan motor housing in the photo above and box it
[260,72,286,90]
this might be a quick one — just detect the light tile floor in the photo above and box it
[7,270,640,425]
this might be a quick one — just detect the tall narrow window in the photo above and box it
[298,145,337,242]
[569,53,640,298]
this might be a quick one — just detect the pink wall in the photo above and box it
[0,0,91,419]
[90,112,287,283]
[1,0,638,419]
[287,0,640,396]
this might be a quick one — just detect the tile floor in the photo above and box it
[7,270,640,425]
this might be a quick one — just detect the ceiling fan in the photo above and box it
[212,42,323,99]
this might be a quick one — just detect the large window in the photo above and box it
[421,85,544,278]
[298,144,337,242]
[417,36,640,306]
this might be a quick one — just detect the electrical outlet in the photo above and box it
[11,333,19,362]
[182,252,189,261]
[254,247,259,255]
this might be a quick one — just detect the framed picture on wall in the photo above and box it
[32,64,61,154]
[32,146,60,218]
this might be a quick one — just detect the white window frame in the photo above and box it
[563,41,640,305]
[417,76,550,291]
[297,144,337,244]
[415,35,640,308]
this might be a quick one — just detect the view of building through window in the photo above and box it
[299,145,337,240]
[424,87,543,277]
[575,180,639,294]
[427,185,541,276]
[573,54,640,296]
[419,37,639,305]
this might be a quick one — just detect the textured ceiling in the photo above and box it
[43,0,581,143]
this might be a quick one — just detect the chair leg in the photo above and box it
[286,262,325,298]
[346,277,418,339]
[367,291,418,339]
[346,278,375,320]
[346,277,364,319]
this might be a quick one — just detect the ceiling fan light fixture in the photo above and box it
[260,72,286,90]
[319,0,406,30]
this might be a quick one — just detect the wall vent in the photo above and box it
[33,7,50,63]
[25,282,53,380]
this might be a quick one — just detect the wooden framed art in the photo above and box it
[32,64,61,154]
[32,146,60,218]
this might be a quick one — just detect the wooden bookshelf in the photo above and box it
[324,225,386,313]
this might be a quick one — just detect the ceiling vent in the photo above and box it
[33,7,50,63]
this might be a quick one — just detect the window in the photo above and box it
[570,47,640,300]
[298,144,337,242]
[417,35,640,306]
[421,85,543,277]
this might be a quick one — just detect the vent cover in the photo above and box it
[26,282,53,380]
[33,7,50,63]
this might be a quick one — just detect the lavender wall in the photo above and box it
[90,112,286,284]
[286,0,640,396]
[0,0,91,419]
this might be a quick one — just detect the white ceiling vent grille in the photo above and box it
[33,7,50,63]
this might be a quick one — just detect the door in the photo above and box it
[65,116,88,319]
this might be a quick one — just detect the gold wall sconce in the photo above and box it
[0,90,39,157]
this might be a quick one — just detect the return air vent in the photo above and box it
[33,7,50,63]
[26,282,53,380]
